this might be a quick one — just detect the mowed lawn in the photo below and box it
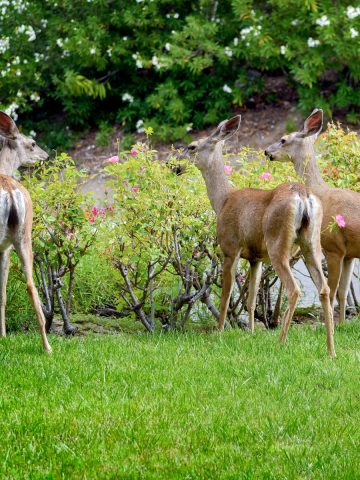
[0,321,359,479]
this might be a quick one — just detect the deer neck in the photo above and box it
[291,138,327,193]
[0,140,21,176]
[200,143,231,214]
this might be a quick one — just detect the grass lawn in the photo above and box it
[0,320,359,479]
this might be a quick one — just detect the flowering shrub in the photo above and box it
[23,154,101,333]
[0,1,359,143]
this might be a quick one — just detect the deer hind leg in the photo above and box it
[0,249,10,337]
[300,243,335,357]
[15,240,52,353]
[337,258,355,324]
[218,255,238,331]
[270,257,301,346]
[247,261,262,333]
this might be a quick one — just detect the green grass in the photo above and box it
[0,321,359,479]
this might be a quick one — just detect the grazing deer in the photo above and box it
[180,115,335,356]
[265,109,360,324]
[0,111,52,352]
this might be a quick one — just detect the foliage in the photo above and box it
[0,1,359,144]
[0,323,359,478]
[318,122,360,191]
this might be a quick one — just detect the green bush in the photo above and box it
[0,1,358,145]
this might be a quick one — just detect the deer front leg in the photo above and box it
[218,255,238,331]
[337,258,355,324]
[247,261,262,333]
[326,252,344,322]
[0,249,10,337]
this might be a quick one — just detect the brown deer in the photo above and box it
[180,115,335,356]
[265,108,360,324]
[0,111,52,353]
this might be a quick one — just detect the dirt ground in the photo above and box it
[70,100,358,200]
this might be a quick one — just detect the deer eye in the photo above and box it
[31,141,36,148]
[280,138,286,145]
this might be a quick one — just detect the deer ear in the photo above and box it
[0,111,19,140]
[212,115,241,141]
[297,109,323,138]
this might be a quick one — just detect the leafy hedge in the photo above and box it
[0,0,359,144]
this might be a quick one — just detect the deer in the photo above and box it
[265,108,360,325]
[0,111,52,353]
[179,115,335,356]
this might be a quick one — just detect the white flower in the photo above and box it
[233,37,239,46]
[123,36,128,41]
[186,124,193,132]
[136,0,143,3]
[280,45,286,55]
[136,59,143,69]
[56,38,64,48]
[350,27,359,38]
[223,84,232,94]
[165,42,171,51]
[1,71,7,77]
[316,15,330,27]
[347,6,360,19]
[12,56,20,65]
[0,37,10,54]
[26,26,36,42]
[136,119,144,133]
[291,19,299,26]
[16,69,22,76]
[107,47,112,57]
[34,52,41,62]
[174,13,179,19]
[40,19,48,28]
[307,37,320,47]
[224,46,233,57]
[17,90,23,97]
[30,130,36,138]
[152,55,159,66]
[90,47,96,54]
[5,103,19,121]
[122,93,134,103]
[30,92,40,102]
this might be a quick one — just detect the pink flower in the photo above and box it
[108,155,119,163]
[259,172,272,181]
[224,165,233,175]
[336,214,346,228]
[131,185,139,193]
[130,148,138,156]
[91,207,99,217]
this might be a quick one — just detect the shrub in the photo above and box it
[0,1,358,144]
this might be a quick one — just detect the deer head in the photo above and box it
[182,115,241,172]
[0,111,48,172]
[264,109,323,163]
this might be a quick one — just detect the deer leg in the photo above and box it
[218,255,238,331]
[247,261,262,333]
[337,258,355,324]
[326,252,344,316]
[0,249,10,337]
[15,241,52,353]
[271,259,301,346]
[301,247,335,357]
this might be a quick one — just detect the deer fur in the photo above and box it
[0,111,51,353]
[265,109,360,324]
[181,115,335,356]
